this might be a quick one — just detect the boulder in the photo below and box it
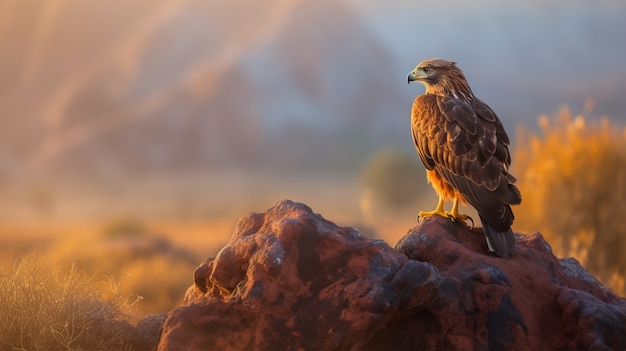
[158,200,626,350]
[391,216,626,350]
[132,313,168,351]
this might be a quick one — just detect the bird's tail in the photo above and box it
[480,215,515,258]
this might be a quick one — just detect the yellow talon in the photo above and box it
[419,197,448,219]
[446,198,468,221]
[418,197,474,228]
[446,198,474,228]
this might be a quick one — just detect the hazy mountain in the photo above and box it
[0,0,407,183]
[0,0,625,220]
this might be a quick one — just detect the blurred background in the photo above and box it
[1,0,625,318]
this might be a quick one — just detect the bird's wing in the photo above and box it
[411,101,436,171]
[411,94,521,229]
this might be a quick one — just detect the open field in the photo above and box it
[1,112,626,351]
[0,191,435,319]
[0,218,232,318]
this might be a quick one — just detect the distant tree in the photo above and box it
[361,149,426,211]
[513,107,626,295]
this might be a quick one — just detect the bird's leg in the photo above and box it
[418,196,447,220]
[446,198,474,228]
[447,198,467,220]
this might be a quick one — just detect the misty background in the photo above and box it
[1,0,625,233]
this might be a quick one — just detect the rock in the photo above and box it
[158,200,441,350]
[132,313,167,351]
[158,200,626,350]
[391,215,626,350]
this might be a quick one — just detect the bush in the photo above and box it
[46,220,199,318]
[361,149,426,209]
[513,106,626,295]
[0,253,136,350]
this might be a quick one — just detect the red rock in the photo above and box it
[132,313,167,351]
[157,200,626,350]
[391,216,626,351]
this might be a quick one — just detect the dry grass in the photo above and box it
[0,253,135,350]
[513,105,626,295]
[43,218,222,318]
[0,217,234,349]
[3,104,625,350]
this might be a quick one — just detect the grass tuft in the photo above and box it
[514,105,626,295]
[0,253,136,350]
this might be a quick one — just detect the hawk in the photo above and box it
[407,58,521,257]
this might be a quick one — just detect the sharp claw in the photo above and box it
[448,214,475,229]
[467,216,475,230]
[416,214,421,223]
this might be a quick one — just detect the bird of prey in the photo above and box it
[407,58,521,257]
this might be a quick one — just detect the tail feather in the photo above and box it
[480,215,515,258]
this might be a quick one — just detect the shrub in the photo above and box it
[361,149,426,210]
[0,253,135,350]
[46,220,199,318]
[513,106,626,295]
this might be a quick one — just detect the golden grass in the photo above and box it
[0,207,417,327]
[0,216,234,321]
[0,216,238,348]
[45,219,220,318]
[0,253,135,350]
[513,106,626,296]
[2,104,626,350]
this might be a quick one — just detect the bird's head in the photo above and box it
[407,58,458,85]
[407,58,473,100]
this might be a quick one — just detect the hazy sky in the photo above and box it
[1,0,625,221]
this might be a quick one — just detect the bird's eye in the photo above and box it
[423,67,431,74]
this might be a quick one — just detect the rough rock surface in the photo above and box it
[391,217,626,350]
[159,200,440,350]
[158,200,626,350]
[132,313,168,351]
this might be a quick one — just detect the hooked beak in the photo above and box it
[407,69,417,84]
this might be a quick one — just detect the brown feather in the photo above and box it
[408,58,521,257]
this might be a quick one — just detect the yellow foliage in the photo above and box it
[46,219,201,318]
[0,254,135,350]
[513,106,626,295]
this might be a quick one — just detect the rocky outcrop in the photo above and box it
[132,313,168,351]
[391,217,626,350]
[157,200,626,350]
